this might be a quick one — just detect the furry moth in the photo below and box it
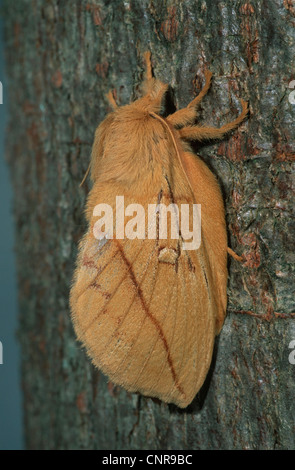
[70,52,248,408]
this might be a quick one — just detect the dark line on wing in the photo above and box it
[110,241,162,379]
[164,174,175,204]
[115,239,186,398]
[156,189,163,246]
[202,265,209,290]
[82,257,100,271]
[197,237,211,299]
[175,242,180,273]
[88,281,111,300]
[163,176,181,273]
[98,239,160,361]
[157,188,163,205]
[78,235,145,302]
[132,264,179,391]
[81,238,146,333]
[186,253,196,273]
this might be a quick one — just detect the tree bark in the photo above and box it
[3,0,295,450]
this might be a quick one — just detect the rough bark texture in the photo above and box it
[3,0,295,450]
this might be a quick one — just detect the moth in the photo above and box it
[70,52,248,408]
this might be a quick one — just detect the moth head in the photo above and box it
[135,79,169,115]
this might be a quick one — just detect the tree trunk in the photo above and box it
[3,0,295,450]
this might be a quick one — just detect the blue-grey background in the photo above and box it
[0,1,24,450]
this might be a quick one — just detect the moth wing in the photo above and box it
[70,194,216,408]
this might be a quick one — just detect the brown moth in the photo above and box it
[70,52,248,408]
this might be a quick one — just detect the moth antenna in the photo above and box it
[144,51,153,81]
[137,51,168,112]
[79,161,91,187]
[106,89,118,109]
[142,50,155,95]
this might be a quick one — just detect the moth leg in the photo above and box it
[106,89,118,109]
[227,247,243,262]
[178,99,248,141]
[167,70,212,127]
